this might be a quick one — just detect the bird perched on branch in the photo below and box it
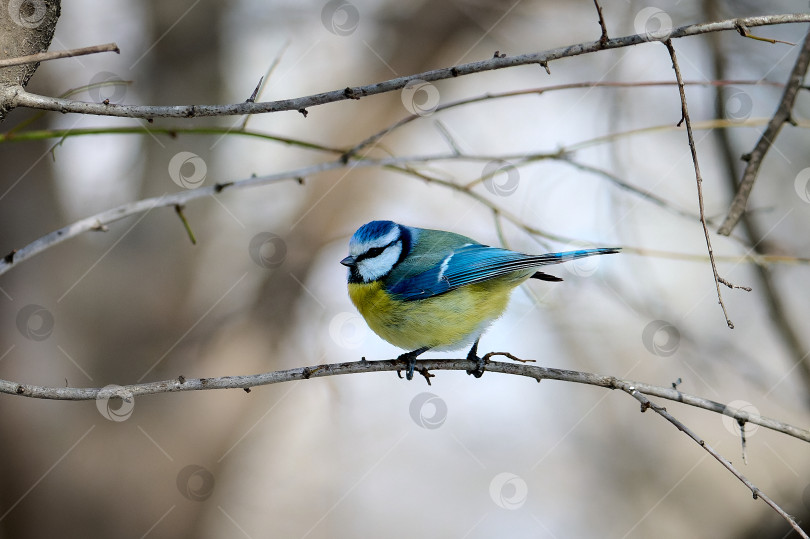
[340,220,619,380]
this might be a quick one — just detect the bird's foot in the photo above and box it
[466,356,488,378]
[396,347,429,381]
[465,340,487,378]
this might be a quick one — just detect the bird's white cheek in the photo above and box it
[357,243,402,282]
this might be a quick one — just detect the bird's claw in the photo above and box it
[405,357,417,380]
[466,360,486,378]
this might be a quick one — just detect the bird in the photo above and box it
[340,220,620,380]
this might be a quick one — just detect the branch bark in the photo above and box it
[616,380,808,539]
[717,25,810,236]
[664,39,750,329]
[0,0,61,120]
[1,357,807,443]
[0,42,119,68]
[3,14,810,120]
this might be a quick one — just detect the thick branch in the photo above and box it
[717,26,810,236]
[1,358,807,444]
[4,14,810,119]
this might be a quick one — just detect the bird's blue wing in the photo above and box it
[387,244,618,301]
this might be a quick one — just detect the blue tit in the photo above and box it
[340,220,619,380]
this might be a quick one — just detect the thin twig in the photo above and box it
[593,0,609,47]
[0,42,119,68]
[615,380,808,539]
[5,14,810,119]
[344,80,784,159]
[0,125,345,153]
[706,10,810,397]
[0,358,807,443]
[735,22,796,46]
[664,39,747,329]
[4,145,810,279]
[717,26,810,236]
[241,39,290,130]
[0,152,555,277]
[174,205,196,245]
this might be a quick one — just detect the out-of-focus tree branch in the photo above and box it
[717,26,810,236]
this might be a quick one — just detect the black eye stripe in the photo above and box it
[357,241,398,262]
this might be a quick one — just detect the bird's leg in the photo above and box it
[465,338,486,378]
[397,347,429,380]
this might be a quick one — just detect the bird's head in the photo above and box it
[341,220,413,283]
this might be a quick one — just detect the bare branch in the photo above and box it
[717,26,810,236]
[593,0,609,47]
[616,380,808,538]
[0,42,119,68]
[0,358,807,444]
[5,14,810,120]
[664,39,749,329]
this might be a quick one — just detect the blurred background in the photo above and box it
[1,0,809,537]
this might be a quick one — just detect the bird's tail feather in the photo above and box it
[532,247,620,266]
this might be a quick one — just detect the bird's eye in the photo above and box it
[365,246,386,258]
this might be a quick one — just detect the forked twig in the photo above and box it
[664,39,749,329]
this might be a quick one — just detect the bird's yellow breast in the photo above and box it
[348,278,524,351]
